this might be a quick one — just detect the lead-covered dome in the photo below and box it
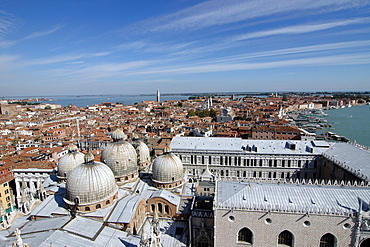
[57,144,84,180]
[65,152,118,211]
[152,153,184,188]
[101,129,138,182]
[133,140,151,167]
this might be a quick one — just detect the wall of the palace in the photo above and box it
[174,151,321,182]
[191,215,214,247]
[214,209,356,247]
[321,158,365,182]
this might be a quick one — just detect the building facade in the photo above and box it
[170,137,370,184]
[214,180,370,247]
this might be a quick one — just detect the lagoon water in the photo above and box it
[25,95,191,107]
[324,105,370,147]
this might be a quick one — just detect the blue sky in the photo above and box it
[0,0,369,96]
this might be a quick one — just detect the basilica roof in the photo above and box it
[101,129,138,177]
[57,144,84,179]
[132,140,151,164]
[106,194,145,224]
[152,152,184,184]
[65,152,118,205]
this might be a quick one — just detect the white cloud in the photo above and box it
[44,60,159,80]
[211,40,370,62]
[130,0,369,33]
[24,52,111,66]
[23,24,64,40]
[67,61,85,64]
[116,40,196,54]
[0,10,20,39]
[0,39,17,48]
[0,54,22,72]
[126,53,370,76]
[0,54,20,64]
[232,18,370,41]
[0,23,64,48]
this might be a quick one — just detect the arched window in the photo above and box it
[238,227,253,244]
[278,230,294,247]
[151,204,155,212]
[96,204,101,209]
[106,200,110,205]
[158,203,163,213]
[320,233,336,247]
[361,238,370,247]
[85,206,90,211]
[165,205,169,214]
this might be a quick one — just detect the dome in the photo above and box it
[111,129,127,141]
[65,152,117,206]
[133,140,151,165]
[101,129,138,178]
[57,144,84,179]
[152,153,184,184]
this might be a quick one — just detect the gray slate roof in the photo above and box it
[150,189,181,206]
[0,215,141,247]
[31,187,69,217]
[171,136,329,155]
[107,194,145,223]
[323,143,370,181]
[63,216,103,239]
[215,180,370,215]
[141,218,188,247]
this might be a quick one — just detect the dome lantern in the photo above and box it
[111,129,127,142]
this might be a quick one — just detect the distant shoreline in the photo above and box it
[5,91,370,99]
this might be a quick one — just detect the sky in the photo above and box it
[0,0,369,96]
